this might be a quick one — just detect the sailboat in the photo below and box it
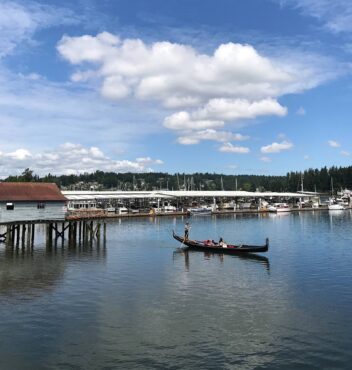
[328,178,345,210]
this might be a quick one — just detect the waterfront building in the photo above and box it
[0,183,67,223]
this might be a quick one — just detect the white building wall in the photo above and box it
[0,202,66,223]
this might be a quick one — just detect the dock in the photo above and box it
[0,219,107,248]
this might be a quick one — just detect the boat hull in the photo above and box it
[328,204,345,210]
[173,232,268,254]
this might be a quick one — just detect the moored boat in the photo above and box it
[267,203,291,213]
[173,231,269,254]
[187,205,213,215]
[328,203,345,210]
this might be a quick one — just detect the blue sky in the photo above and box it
[1,0,352,177]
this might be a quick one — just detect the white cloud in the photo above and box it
[58,32,334,144]
[260,140,293,153]
[0,66,163,158]
[341,150,350,156]
[6,148,32,161]
[58,35,295,104]
[165,98,287,133]
[0,1,80,58]
[0,143,163,177]
[136,157,164,165]
[163,111,223,131]
[218,142,250,154]
[328,140,341,148]
[177,129,248,145]
[279,0,352,33]
[304,155,310,160]
[193,98,287,121]
[260,156,272,162]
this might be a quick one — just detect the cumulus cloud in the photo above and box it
[164,111,223,131]
[218,142,250,154]
[341,150,350,156]
[58,32,331,144]
[260,140,293,153]
[58,35,295,104]
[164,98,287,132]
[260,156,272,162]
[0,143,163,177]
[328,140,341,148]
[177,129,248,145]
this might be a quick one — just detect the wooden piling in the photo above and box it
[79,221,82,243]
[26,223,31,248]
[103,222,106,244]
[46,223,53,247]
[90,221,94,241]
[31,224,35,247]
[15,225,20,248]
[21,224,26,248]
[6,225,11,245]
[10,225,14,245]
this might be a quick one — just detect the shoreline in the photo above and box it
[66,205,338,221]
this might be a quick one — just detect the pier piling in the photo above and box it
[0,219,105,250]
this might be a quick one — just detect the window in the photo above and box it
[6,203,14,210]
[37,202,45,209]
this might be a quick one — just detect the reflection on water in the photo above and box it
[0,242,106,299]
[1,212,352,369]
[173,248,270,273]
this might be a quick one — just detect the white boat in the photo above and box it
[118,207,128,215]
[328,197,347,210]
[163,205,176,213]
[187,205,213,215]
[106,207,116,213]
[267,203,292,213]
[328,203,345,210]
[221,201,236,210]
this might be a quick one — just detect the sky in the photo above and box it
[1,0,352,177]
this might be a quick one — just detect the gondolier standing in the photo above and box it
[184,222,190,240]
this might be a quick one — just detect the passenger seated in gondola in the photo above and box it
[219,237,227,248]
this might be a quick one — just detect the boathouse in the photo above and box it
[0,183,67,223]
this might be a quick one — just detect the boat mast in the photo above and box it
[176,173,180,190]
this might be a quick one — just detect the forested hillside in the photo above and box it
[3,166,352,193]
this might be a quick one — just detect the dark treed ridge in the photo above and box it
[2,166,352,193]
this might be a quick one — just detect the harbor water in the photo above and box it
[1,211,352,369]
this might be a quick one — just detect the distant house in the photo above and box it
[0,183,67,223]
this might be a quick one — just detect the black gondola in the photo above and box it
[173,231,269,254]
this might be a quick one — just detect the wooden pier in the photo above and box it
[0,219,106,248]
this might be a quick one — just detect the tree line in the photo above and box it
[3,166,352,193]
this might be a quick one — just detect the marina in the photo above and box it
[63,189,347,218]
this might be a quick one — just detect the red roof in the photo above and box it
[0,183,67,202]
